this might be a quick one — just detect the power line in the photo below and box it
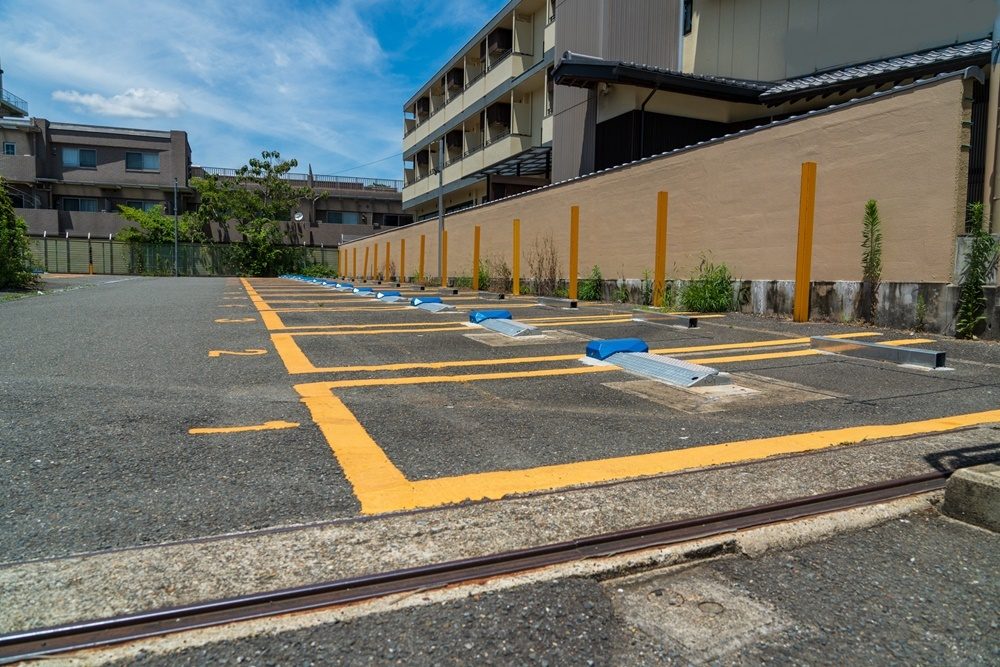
[334,150,403,174]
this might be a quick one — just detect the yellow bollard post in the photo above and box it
[419,234,425,283]
[793,161,818,322]
[569,205,579,301]
[385,241,391,280]
[653,191,668,307]
[373,243,379,280]
[363,246,369,280]
[352,247,357,280]
[400,239,406,282]
[441,230,449,287]
[472,226,481,291]
[512,218,520,296]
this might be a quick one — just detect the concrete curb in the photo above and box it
[940,463,1000,532]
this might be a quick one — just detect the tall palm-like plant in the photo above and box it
[860,199,882,323]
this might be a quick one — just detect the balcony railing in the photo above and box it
[1,88,28,115]
[197,167,402,193]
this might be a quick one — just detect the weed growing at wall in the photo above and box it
[484,255,512,292]
[860,199,883,323]
[578,265,603,301]
[681,256,735,312]
[956,202,999,338]
[0,179,36,289]
[914,293,927,332]
[527,235,561,296]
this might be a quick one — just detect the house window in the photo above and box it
[63,147,97,168]
[683,0,693,35]
[125,151,160,171]
[3,142,15,156]
[326,211,360,225]
[62,197,99,212]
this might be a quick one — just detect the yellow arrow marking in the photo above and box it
[208,349,268,357]
[189,420,299,435]
[215,318,256,323]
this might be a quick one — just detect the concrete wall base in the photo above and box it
[598,279,999,339]
[941,464,1000,532]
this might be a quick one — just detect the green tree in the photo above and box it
[190,150,310,276]
[0,179,36,289]
[860,199,883,324]
[115,205,205,244]
[955,202,999,338]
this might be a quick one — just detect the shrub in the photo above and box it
[578,265,603,301]
[681,256,734,312]
[0,180,36,289]
[956,202,999,338]
[301,263,338,278]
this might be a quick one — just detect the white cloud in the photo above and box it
[51,88,187,119]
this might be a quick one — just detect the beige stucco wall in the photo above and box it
[683,0,993,81]
[345,76,966,285]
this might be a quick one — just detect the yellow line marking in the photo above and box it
[295,378,1000,513]
[208,349,268,357]
[214,318,256,323]
[189,420,299,434]
[880,338,935,346]
[270,332,882,375]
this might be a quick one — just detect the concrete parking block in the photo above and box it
[941,463,1000,532]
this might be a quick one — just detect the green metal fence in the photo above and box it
[27,236,338,277]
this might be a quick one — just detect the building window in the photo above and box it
[3,142,15,156]
[683,0,693,35]
[326,211,360,225]
[62,197,99,212]
[125,151,160,171]
[124,200,161,212]
[63,147,97,168]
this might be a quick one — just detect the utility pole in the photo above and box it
[173,177,179,277]
[437,136,445,280]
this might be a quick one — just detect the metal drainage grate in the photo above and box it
[417,302,456,313]
[480,318,538,337]
[607,352,727,388]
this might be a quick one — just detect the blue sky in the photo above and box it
[0,0,507,180]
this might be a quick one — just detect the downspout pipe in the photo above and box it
[637,87,657,161]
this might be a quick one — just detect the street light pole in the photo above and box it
[173,177,179,277]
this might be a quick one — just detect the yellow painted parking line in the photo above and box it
[270,331,882,375]
[208,349,267,357]
[295,378,1000,513]
[189,420,299,434]
[881,338,935,346]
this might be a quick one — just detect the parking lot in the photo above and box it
[2,275,999,645]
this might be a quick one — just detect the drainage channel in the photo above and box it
[0,473,948,664]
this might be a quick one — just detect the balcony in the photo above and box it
[483,52,532,99]
[1,88,28,117]
[0,154,37,182]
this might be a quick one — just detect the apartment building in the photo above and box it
[0,117,193,238]
[0,116,410,245]
[404,0,995,219]
[402,0,560,221]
